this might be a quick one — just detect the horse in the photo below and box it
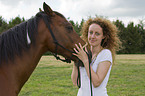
[0,2,86,96]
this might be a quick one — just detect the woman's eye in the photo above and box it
[95,33,100,35]
[89,31,93,34]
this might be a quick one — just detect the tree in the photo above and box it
[125,22,142,54]
[0,16,8,33]
[8,16,25,28]
[79,18,85,34]
[69,20,80,35]
[0,16,2,27]
[137,19,145,53]
[113,19,126,53]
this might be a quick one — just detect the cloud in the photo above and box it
[57,0,112,22]
[0,0,22,7]
[0,0,46,21]
[0,0,144,25]
[55,0,145,23]
[108,0,145,17]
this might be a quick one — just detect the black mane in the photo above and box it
[0,12,43,64]
[0,11,65,64]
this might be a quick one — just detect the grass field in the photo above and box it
[19,55,145,96]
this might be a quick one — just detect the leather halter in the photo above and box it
[41,13,93,96]
[41,14,74,63]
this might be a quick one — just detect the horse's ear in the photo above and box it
[43,2,54,16]
[39,8,42,12]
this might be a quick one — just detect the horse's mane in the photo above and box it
[0,11,65,64]
[0,12,43,64]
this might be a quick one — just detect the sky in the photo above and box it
[0,0,145,26]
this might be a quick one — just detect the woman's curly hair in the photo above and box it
[81,17,121,63]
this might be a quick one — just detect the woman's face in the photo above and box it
[88,23,104,47]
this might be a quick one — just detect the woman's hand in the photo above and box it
[73,43,88,64]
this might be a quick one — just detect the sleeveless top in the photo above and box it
[77,49,112,96]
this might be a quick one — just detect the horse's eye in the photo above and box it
[66,26,73,31]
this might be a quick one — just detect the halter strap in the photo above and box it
[41,14,73,63]
[77,51,93,96]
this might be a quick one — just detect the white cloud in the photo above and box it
[0,0,144,25]
[57,0,113,22]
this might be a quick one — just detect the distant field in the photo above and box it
[19,55,145,96]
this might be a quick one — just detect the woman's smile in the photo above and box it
[90,39,97,43]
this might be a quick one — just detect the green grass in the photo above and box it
[19,55,145,96]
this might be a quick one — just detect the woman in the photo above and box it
[71,17,121,96]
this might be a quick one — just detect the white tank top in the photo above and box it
[77,49,112,96]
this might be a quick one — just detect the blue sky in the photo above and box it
[0,0,144,25]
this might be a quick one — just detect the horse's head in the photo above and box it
[39,2,87,66]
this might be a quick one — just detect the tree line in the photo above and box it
[0,16,145,54]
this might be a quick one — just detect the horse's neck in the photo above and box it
[6,36,47,94]
[16,41,47,92]
[0,44,44,95]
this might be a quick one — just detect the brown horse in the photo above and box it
[0,2,85,96]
